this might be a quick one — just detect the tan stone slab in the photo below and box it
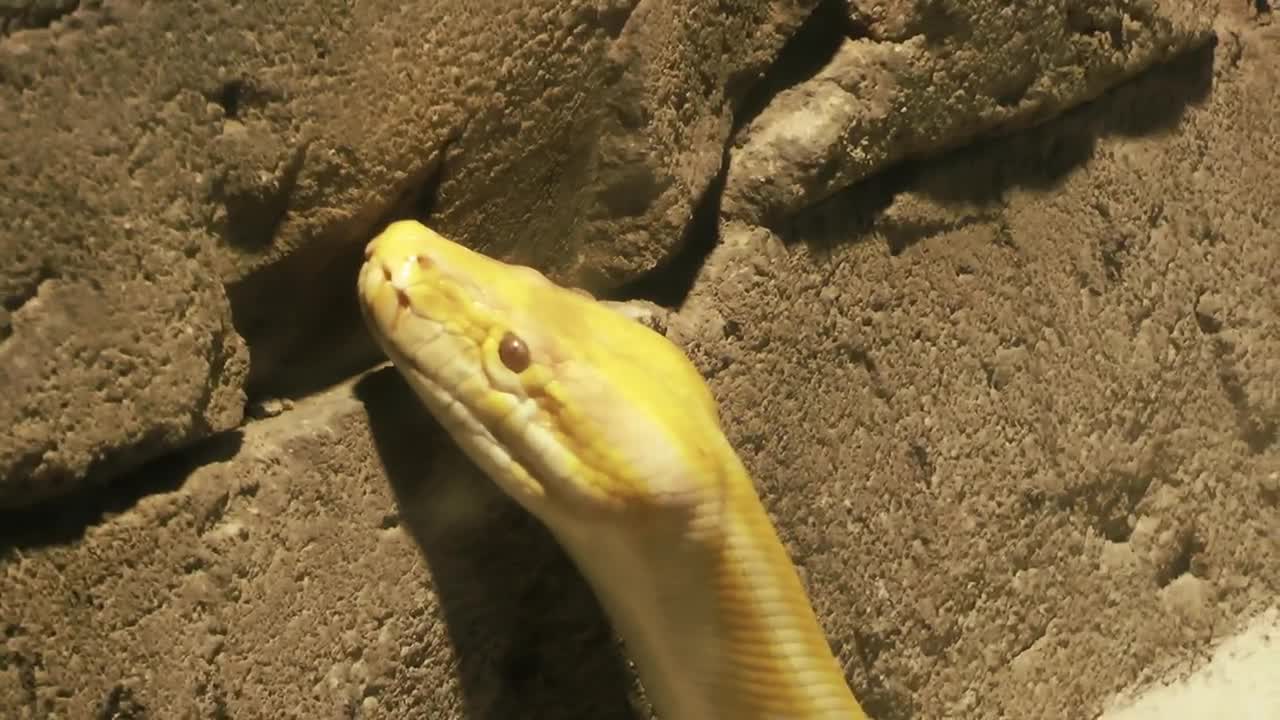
[0,367,647,719]
[0,0,815,506]
[665,14,1278,718]
[723,0,1217,227]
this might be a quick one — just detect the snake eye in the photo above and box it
[498,332,531,373]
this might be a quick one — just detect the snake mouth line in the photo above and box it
[358,257,563,515]
[359,261,502,449]
[359,243,705,516]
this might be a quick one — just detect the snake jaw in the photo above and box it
[358,242,623,518]
[358,221,728,520]
[358,255,550,509]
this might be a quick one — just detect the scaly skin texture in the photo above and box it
[357,220,869,720]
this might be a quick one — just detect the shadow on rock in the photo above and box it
[0,430,244,554]
[354,366,643,720]
[779,39,1218,252]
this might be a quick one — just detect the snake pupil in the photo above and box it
[498,332,531,373]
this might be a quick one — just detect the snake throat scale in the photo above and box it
[357,220,870,720]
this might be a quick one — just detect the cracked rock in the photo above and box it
[723,0,1216,227]
[0,0,817,506]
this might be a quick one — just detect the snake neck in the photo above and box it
[709,473,870,720]
[549,460,869,720]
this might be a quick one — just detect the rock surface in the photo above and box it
[673,20,1279,713]
[1,370,648,718]
[723,0,1216,226]
[0,0,817,507]
[2,0,1278,719]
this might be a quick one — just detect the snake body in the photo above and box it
[358,220,869,719]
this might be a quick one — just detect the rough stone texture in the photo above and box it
[724,0,1216,227]
[0,0,816,507]
[1099,608,1280,719]
[2,2,1278,720]
[0,232,250,511]
[669,8,1278,717]
[0,0,80,35]
[0,370,648,719]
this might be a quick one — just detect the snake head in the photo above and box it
[357,220,730,526]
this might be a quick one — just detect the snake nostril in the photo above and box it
[395,287,410,308]
[382,266,393,282]
[415,254,431,268]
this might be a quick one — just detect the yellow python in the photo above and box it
[357,220,869,719]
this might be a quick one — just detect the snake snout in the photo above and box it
[368,258,413,310]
